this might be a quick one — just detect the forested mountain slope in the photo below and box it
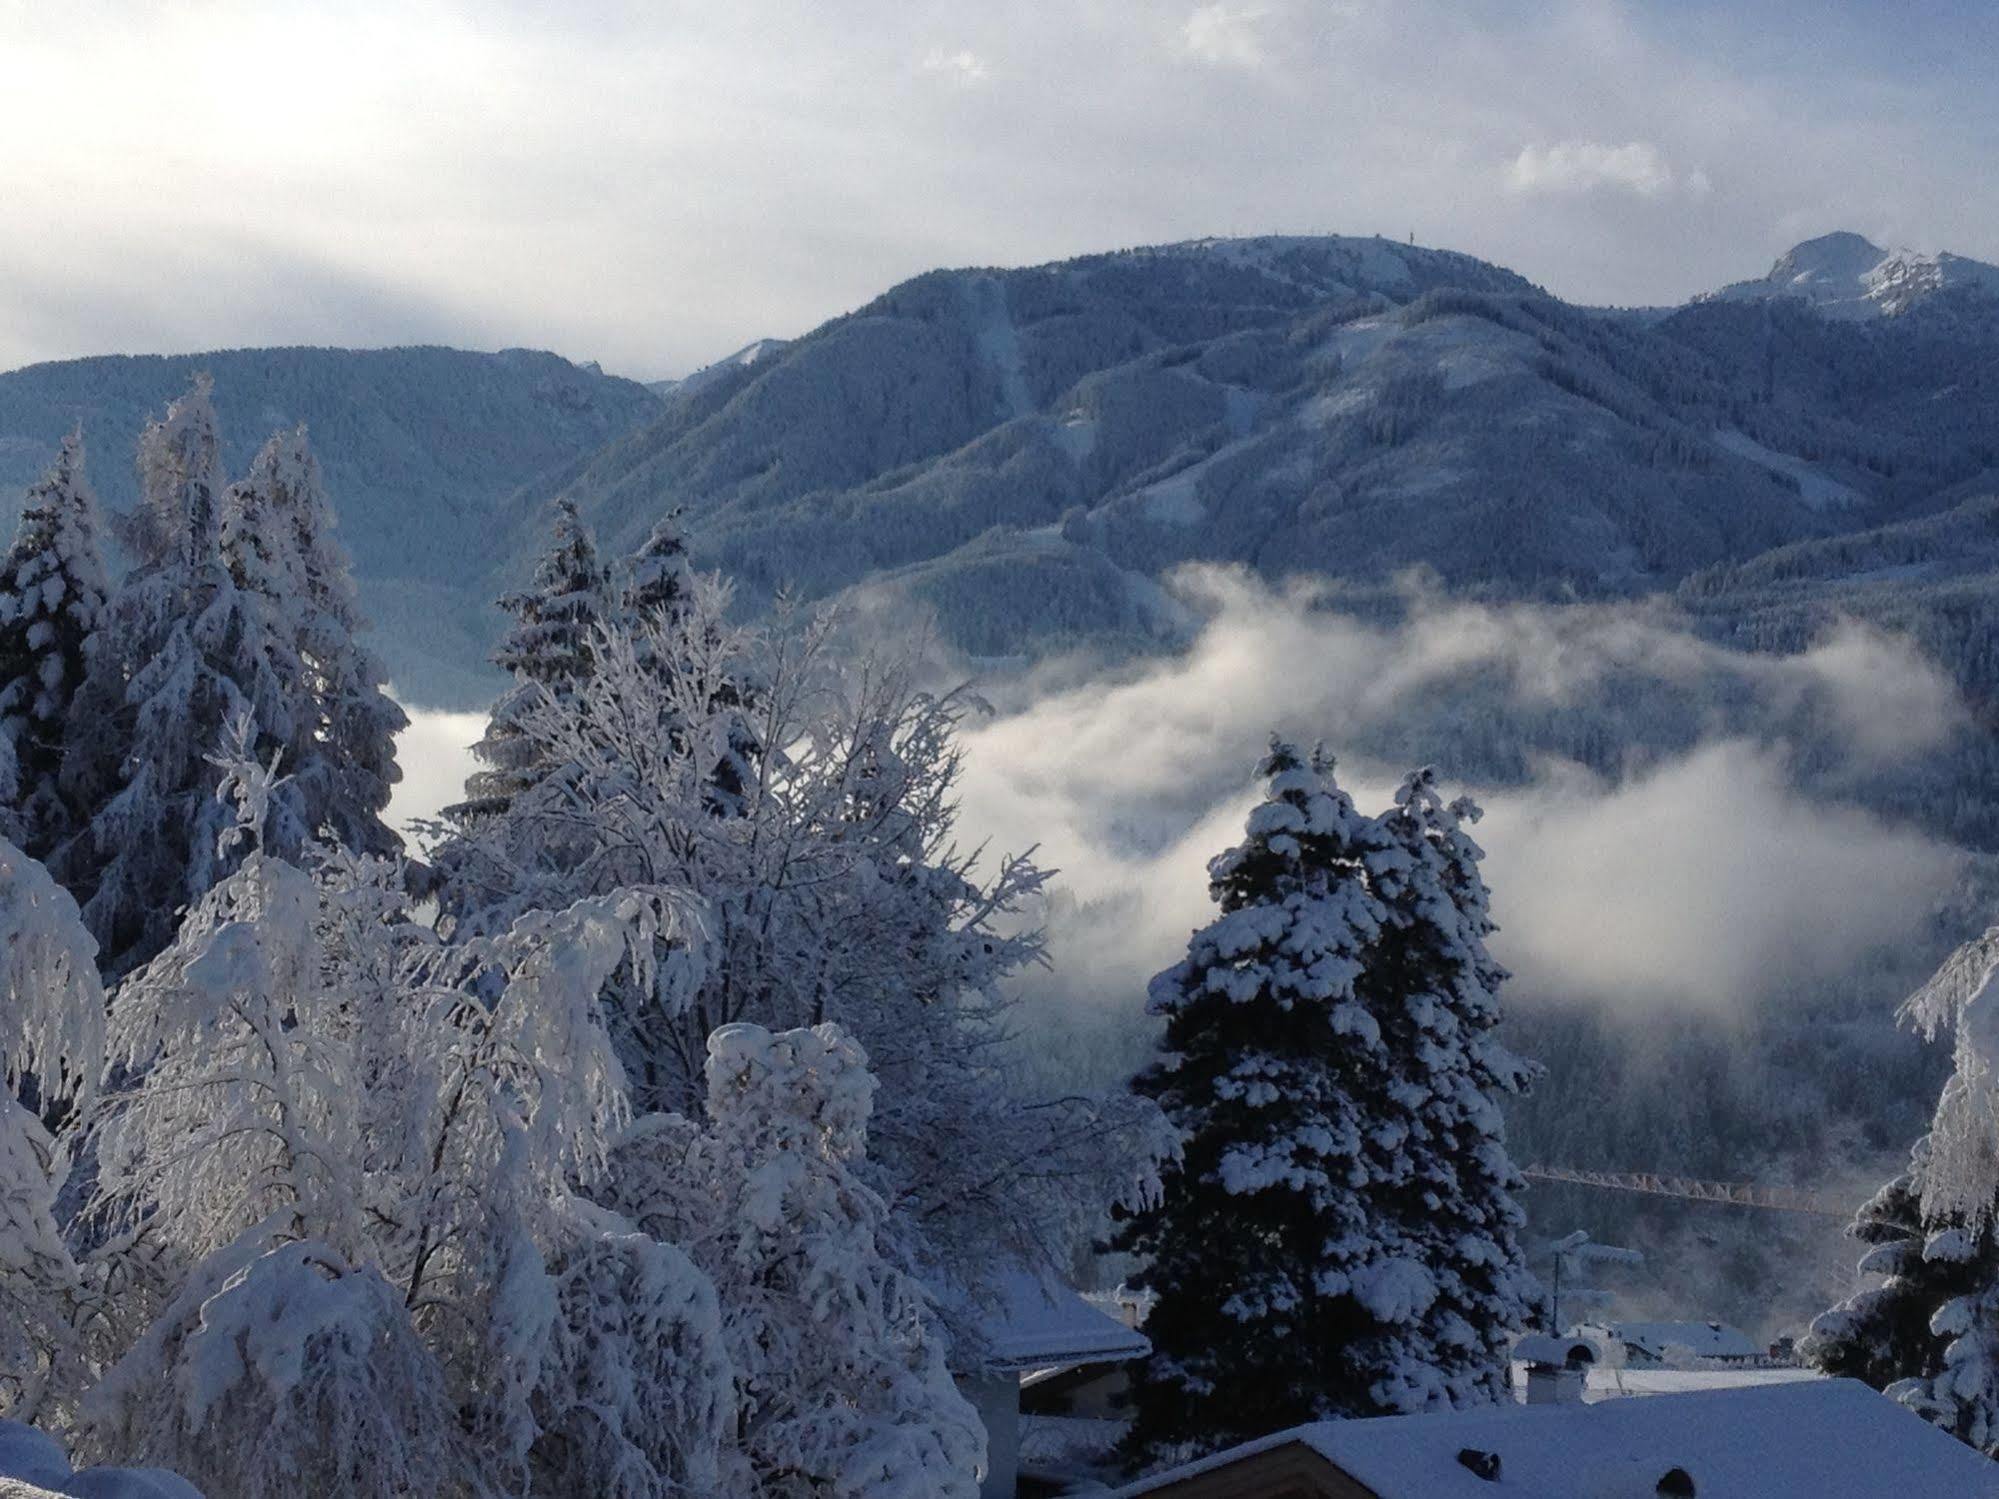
[496,232,1999,674]
[0,346,660,701]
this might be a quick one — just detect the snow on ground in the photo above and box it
[1405,317,1539,390]
[1133,431,1263,527]
[1312,315,1399,372]
[0,1424,204,1499]
[966,275,1033,420]
[1053,411,1098,462]
[1121,1379,1999,1498]
[1712,429,1861,510]
[1581,1366,1822,1402]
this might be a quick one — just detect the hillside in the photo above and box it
[487,231,1999,677]
[0,345,660,702]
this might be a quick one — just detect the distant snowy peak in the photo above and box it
[1702,231,1999,318]
[651,337,790,400]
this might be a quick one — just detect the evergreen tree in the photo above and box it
[56,378,287,972]
[1805,1139,1994,1405]
[225,427,406,855]
[1113,746,1537,1464]
[1111,741,1406,1462]
[0,431,110,858]
[1806,929,1999,1455]
[454,497,612,820]
[623,510,695,632]
[1359,770,1538,1410]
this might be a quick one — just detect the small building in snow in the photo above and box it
[1111,1378,1998,1498]
[958,1272,1151,1499]
[1578,1319,1760,1368]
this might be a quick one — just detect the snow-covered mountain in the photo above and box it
[490,231,1999,676]
[1702,230,1999,318]
[4,231,1998,705]
[0,346,660,701]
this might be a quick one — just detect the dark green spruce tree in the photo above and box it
[1112,741,1402,1464]
[1806,1139,1992,1399]
[453,497,612,820]
[1113,746,1541,1468]
[0,431,110,858]
[1806,924,1999,1455]
[1358,768,1539,1411]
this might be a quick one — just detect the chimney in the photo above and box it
[1656,1468,1696,1496]
[1514,1335,1594,1405]
[1523,1361,1586,1406]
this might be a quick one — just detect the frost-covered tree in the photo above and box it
[526,1207,743,1499]
[71,732,738,1497]
[90,739,362,1264]
[616,1023,984,1499]
[78,1239,463,1499]
[1357,769,1538,1409]
[223,427,405,856]
[431,597,1167,1315]
[0,838,105,1423]
[618,521,762,818]
[455,498,613,820]
[1806,929,1999,1455]
[57,379,291,972]
[0,433,110,858]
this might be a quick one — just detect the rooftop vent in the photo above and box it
[1456,1448,1502,1481]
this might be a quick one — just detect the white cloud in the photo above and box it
[920,48,990,86]
[385,699,486,839]
[1176,4,1274,68]
[949,569,1967,1019]
[391,573,1967,1035]
[1506,139,1682,198]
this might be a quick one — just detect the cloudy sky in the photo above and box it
[4,0,1995,380]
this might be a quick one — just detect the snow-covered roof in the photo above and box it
[1583,1320,1760,1361]
[1513,1334,1595,1367]
[1115,1379,1999,1498]
[976,1271,1151,1373]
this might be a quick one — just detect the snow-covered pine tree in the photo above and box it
[454,497,613,820]
[1805,1138,1994,1403]
[1805,929,1999,1454]
[1112,740,1414,1463]
[623,511,694,630]
[0,432,110,859]
[56,378,289,971]
[223,427,405,856]
[1358,769,1538,1411]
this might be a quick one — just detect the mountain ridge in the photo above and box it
[1701,229,1999,319]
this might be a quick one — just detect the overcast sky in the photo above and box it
[4,0,1995,381]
